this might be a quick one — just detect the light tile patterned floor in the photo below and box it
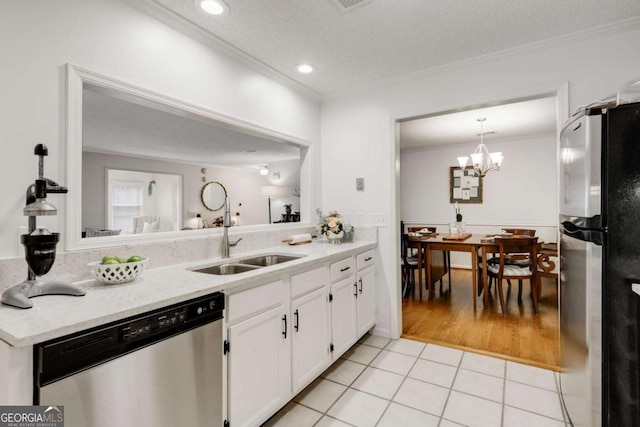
[263,336,568,427]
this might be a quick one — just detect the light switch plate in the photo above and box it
[356,178,365,191]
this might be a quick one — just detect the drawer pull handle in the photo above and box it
[340,266,351,272]
[364,257,372,262]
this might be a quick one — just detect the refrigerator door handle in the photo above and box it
[561,220,582,234]
[560,221,603,246]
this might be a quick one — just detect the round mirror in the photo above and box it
[201,181,227,211]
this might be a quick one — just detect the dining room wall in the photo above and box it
[320,21,640,338]
[400,134,558,267]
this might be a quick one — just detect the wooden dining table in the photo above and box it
[409,234,499,310]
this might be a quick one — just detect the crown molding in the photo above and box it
[120,0,321,101]
[325,16,640,100]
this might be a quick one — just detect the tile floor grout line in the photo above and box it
[374,342,427,427]
[437,347,465,426]
[275,335,563,427]
[502,403,566,423]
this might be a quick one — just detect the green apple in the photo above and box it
[127,255,144,263]
[101,258,120,265]
[117,258,128,264]
[101,254,119,264]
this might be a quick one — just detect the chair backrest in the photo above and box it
[400,233,417,265]
[407,226,437,233]
[495,236,539,274]
[502,228,536,236]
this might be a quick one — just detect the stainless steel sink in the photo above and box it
[239,254,304,267]
[190,253,305,275]
[192,264,260,275]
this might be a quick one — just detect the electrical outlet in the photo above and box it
[356,178,365,191]
[187,211,198,218]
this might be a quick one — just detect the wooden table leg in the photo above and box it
[482,247,489,306]
[470,248,477,311]
[425,245,433,300]
[417,244,423,301]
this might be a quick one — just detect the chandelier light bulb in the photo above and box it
[455,118,503,177]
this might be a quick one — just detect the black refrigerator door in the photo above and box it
[603,102,640,427]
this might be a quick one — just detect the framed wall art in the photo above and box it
[449,166,483,203]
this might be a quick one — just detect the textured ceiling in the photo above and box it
[82,87,300,169]
[400,96,557,150]
[149,0,640,94]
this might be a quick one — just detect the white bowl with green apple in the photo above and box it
[88,254,148,284]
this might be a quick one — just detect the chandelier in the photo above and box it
[456,118,503,177]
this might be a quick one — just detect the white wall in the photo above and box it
[0,0,319,259]
[401,135,557,226]
[320,24,640,338]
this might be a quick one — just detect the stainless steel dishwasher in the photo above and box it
[34,292,224,427]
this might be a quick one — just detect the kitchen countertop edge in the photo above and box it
[0,240,376,347]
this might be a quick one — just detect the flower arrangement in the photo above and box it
[316,209,353,241]
[452,202,463,222]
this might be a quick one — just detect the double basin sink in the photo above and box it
[191,254,305,275]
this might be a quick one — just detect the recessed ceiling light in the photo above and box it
[296,64,314,74]
[196,0,229,16]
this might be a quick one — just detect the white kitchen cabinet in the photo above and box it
[330,275,358,358]
[227,284,291,427]
[356,265,375,336]
[291,286,331,393]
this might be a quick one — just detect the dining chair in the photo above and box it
[502,228,536,236]
[536,243,559,300]
[407,226,450,289]
[479,228,537,293]
[483,236,539,314]
[400,233,421,298]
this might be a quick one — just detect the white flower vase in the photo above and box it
[326,230,344,244]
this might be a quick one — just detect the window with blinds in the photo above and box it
[109,181,143,233]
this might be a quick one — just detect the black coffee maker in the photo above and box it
[1,145,86,309]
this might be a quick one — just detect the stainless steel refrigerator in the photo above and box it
[559,101,640,427]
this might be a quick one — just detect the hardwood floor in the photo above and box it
[402,268,560,370]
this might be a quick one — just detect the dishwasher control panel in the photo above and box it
[120,307,188,342]
[118,294,224,344]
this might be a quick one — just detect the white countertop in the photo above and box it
[0,240,376,347]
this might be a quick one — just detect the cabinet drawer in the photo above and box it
[356,250,375,271]
[291,267,328,299]
[227,280,284,324]
[330,257,356,282]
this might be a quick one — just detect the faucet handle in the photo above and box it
[230,238,243,247]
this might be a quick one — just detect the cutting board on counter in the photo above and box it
[443,233,472,241]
